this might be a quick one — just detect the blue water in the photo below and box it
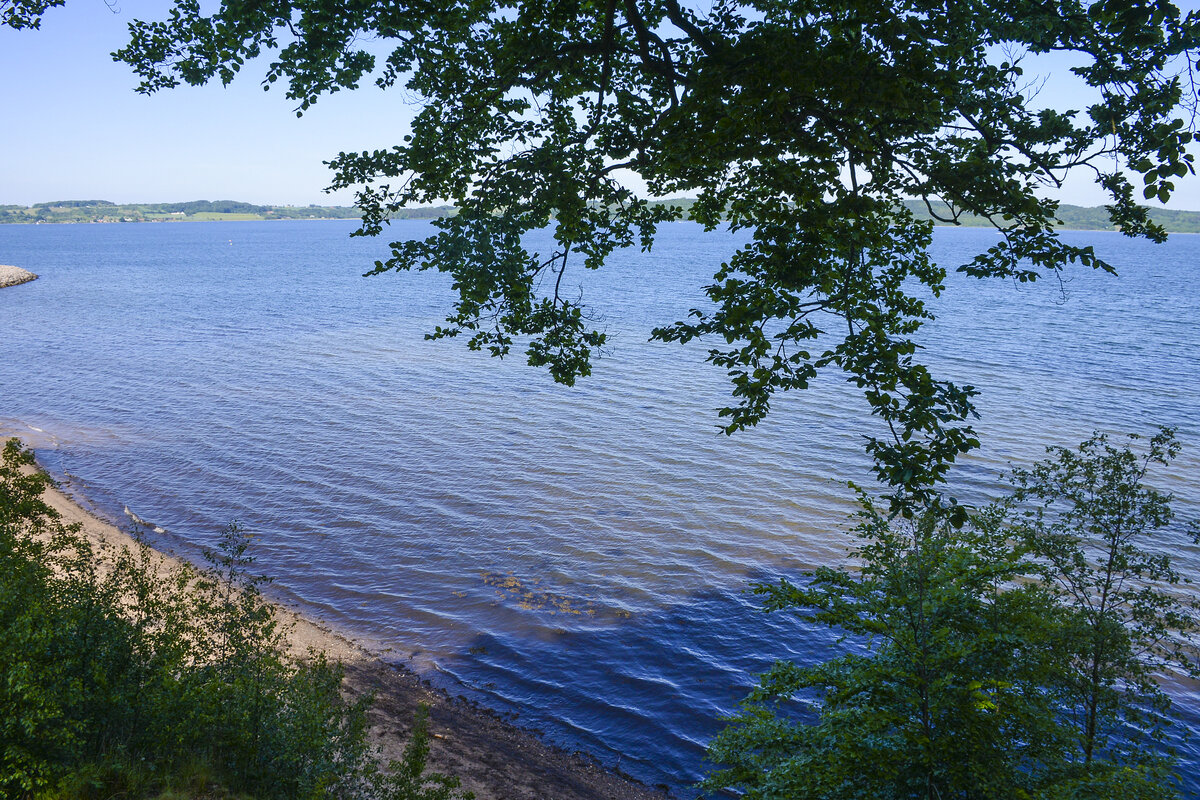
[1,221,1198,794]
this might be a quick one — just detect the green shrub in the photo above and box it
[0,438,469,800]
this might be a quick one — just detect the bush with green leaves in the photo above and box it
[706,429,1198,799]
[1008,429,1200,789]
[0,437,470,800]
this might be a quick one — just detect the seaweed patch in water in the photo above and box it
[481,571,600,616]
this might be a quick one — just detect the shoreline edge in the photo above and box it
[22,446,674,800]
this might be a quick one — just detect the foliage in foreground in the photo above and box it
[0,438,470,800]
[706,429,1200,799]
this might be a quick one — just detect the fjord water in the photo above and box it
[2,221,1198,794]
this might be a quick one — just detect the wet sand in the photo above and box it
[32,463,675,800]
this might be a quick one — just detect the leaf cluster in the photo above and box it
[0,0,63,30]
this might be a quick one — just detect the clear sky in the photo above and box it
[4,1,1200,210]
[1,0,416,206]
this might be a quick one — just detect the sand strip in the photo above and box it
[32,464,674,800]
[0,265,38,288]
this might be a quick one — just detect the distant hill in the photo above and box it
[900,200,1200,233]
[4,198,1199,233]
[0,200,454,224]
[644,197,1200,233]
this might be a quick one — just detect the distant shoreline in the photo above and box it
[0,200,452,225]
[4,218,1196,233]
[5,198,1200,233]
[0,217,369,225]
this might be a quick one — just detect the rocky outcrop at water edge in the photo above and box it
[0,265,38,288]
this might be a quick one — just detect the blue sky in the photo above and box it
[1,1,414,206]
[3,1,1200,210]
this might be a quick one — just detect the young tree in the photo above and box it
[704,499,1074,799]
[113,0,1200,508]
[1008,428,1200,779]
[705,433,1199,799]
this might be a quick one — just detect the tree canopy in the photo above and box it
[109,0,1200,510]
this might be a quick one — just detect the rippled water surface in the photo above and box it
[2,221,1198,794]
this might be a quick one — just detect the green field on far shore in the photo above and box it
[0,200,452,225]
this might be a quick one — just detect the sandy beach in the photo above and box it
[30,461,674,800]
[0,264,38,288]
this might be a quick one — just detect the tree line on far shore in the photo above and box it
[0,200,455,224]
[7,199,1200,233]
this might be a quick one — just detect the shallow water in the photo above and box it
[2,220,1197,794]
